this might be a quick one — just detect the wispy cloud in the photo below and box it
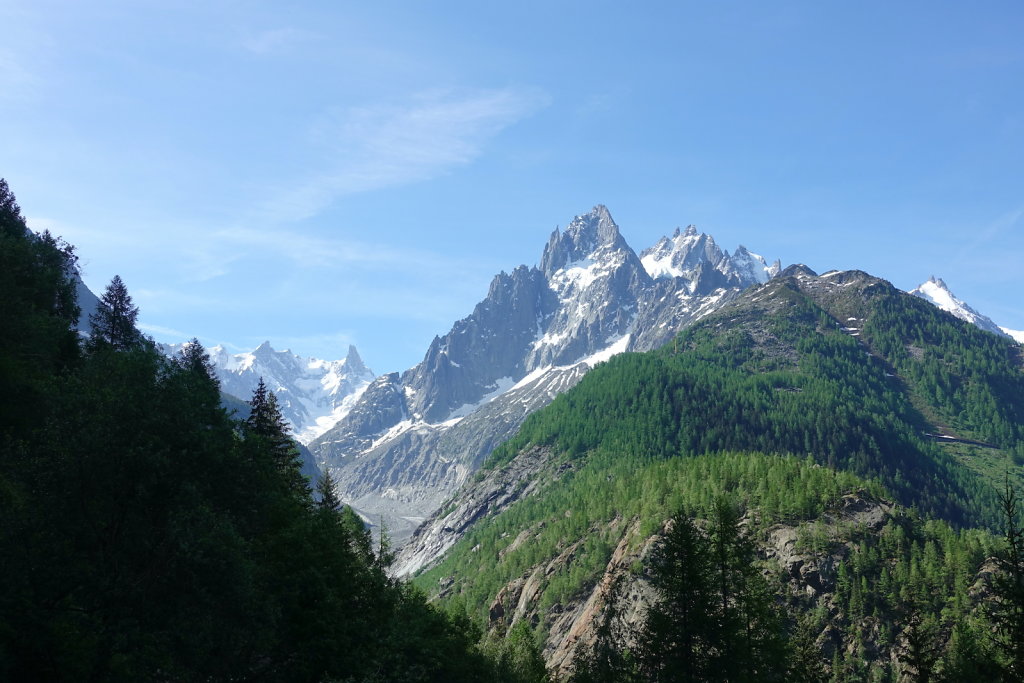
[210,225,490,275]
[240,27,317,55]
[264,87,549,221]
[953,206,1024,271]
[138,322,188,338]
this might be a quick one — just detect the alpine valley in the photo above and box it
[5,177,1024,682]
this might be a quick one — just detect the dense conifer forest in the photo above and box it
[0,179,542,681]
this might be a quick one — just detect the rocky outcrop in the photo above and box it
[393,446,558,576]
[474,493,910,679]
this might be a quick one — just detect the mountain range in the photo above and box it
[159,341,374,444]
[307,206,780,539]
[116,206,1020,550]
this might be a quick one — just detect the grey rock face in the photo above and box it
[310,206,778,544]
[74,275,101,332]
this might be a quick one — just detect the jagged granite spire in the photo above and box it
[344,344,369,376]
[539,205,630,277]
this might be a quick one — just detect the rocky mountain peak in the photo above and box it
[344,344,368,375]
[639,226,724,281]
[539,205,630,277]
[779,264,818,278]
[638,226,779,296]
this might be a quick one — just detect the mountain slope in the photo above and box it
[310,206,778,540]
[399,266,1024,575]
[403,266,1023,677]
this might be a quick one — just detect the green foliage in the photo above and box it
[0,180,80,439]
[87,274,142,351]
[638,503,788,682]
[991,479,1024,680]
[487,276,1024,528]
[0,180,502,681]
[419,452,877,627]
[482,620,549,683]
[860,293,1024,454]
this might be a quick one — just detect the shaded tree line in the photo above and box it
[0,179,508,681]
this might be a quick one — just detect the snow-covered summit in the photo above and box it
[909,276,1008,337]
[163,341,374,443]
[639,226,780,293]
[726,245,781,285]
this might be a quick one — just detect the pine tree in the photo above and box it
[88,274,141,350]
[638,511,716,682]
[0,177,28,238]
[899,608,939,682]
[788,613,828,682]
[708,497,788,681]
[992,477,1024,680]
[245,378,308,498]
[316,470,342,513]
[176,338,218,385]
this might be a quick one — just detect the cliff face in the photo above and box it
[462,492,995,679]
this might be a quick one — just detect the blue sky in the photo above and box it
[4,1,1022,373]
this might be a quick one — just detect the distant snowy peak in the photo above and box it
[639,225,780,291]
[727,245,781,285]
[909,277,1007,337]
[165,341,374,444]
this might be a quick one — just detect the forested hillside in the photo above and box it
[0,180,541,681]
[414,267,1024,680]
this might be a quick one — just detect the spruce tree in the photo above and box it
[316,470,342,513]
[0,177,28,238]
[992,478,1024,680]
[246,378,308,498]
[88,274,141,350]
[638,511,716,682]
[176,338,218,385]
